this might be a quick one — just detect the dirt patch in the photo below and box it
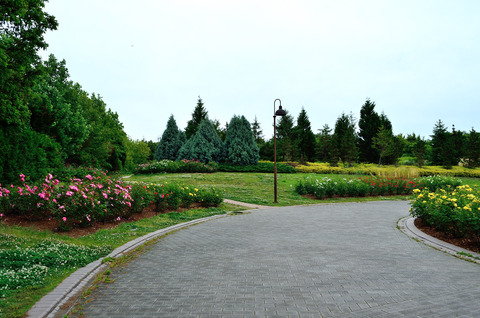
[414,218,480,254]
[0,203,203,238]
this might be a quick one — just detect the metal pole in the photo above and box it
[274,114,278,203]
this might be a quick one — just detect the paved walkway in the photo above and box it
[73,201,480,317]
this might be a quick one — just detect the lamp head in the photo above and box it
[275,106,286,117]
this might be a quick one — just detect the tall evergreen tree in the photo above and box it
[251,116,264,144]
[412,137,427,168]
[430,120,454,168]
[358,98,381,163]
[224,115,259,165]
[293,108,316,162]
[465,128,480,168]
[276,110,295,161]
[372,126,394,166]
[154,115,184,161]
[451,125,466,166]
[185,96,208,139]
[332,113,358,166]
[178,119,225,163]
[316,124,334,163]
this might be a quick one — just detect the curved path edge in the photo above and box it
[398,216,480,264]
[27,212,235,318]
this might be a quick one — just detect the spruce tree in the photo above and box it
[177,119,225,163]
[358,98,381,163]
[372,126,394,166]
[276,110,295,161]
[185,96,208,139]
[430,120,454,168]
[224,115,260,165]
[293,108,316,162]
[465,128,480,168]
[154,115,184,161]
[316,124,333,163]
[251,116,264,144]
[412,137,427,168]
[332,113,358,166]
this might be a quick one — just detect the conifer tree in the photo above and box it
[154,115,184,161]
[430,120,454,168]
[251,116,264,144]
[358,98,381,163]
[276,110,295,161]
[412,137,427,168]
[177,119,225,163]
[316,124,334,163]
[465,128,480,168]
[293,108,316,162]
[332,113,358,166]
[185,96,208,139]
[224,115,260,165]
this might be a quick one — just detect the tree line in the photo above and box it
[2,1,479,184]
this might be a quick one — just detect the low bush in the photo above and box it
[410,185,480,239]
[134,159,217,174]
[0,172,224,231]
[217,161,296,173]
[294,175,462,200]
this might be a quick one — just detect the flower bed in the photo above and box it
[0,172,224,231]
[294,175,462,200]
[410,184,480,239]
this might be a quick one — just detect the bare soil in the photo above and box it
[0,203,202,238]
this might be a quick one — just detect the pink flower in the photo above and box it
[69,185,79,192]
[59,205,65,210]
[19,174,25,182]
[116,217,121,221]
[66,191,74,196]
[0,213,3,218]
[86,215,91,222]
[38,192,46,199]
[62,217,67,222]
[85,174,93,180]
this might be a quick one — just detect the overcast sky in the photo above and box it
[41,0,480,142]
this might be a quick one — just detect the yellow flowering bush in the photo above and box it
[410,185,480,238]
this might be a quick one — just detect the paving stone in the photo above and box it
[75,201,480,317]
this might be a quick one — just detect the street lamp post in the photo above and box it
[273,98,286,203]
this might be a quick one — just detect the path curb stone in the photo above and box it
[398,216,480,264]
[27,212,232,318]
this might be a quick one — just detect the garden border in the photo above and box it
[398,216,480,264]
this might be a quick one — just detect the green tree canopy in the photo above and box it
[224,115,259,165]
[185,96,208,139]
[178,119,225,163]
[154,115,184,161]
[358,98,381,163]
[332,112,358,166]
[293,107,316,162]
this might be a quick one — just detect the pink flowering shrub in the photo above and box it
[1,172,224,231]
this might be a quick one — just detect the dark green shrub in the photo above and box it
[224,115,259,165]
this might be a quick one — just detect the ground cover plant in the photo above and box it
[410,184,480,239]
[294,175,462,199]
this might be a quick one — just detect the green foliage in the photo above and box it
[276,110,295,161]
[251,116,264,144]
[217,161,296,173]
[185,96,208,139]
[178,119,225,163]
[134,159,217,174]
[464,128,480,168]
[125,138,151,171]
[410,184,480,239]
[293,108,316,163]
[154,115,184,161]
[430,120,454,168]
[295,175,462,200]
[358,98,381,163]
[332,112,358,166]
[224,115,259,165]
[372,126,394,165]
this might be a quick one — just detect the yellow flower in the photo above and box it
[189,193,193,196]
[413,189,421,194]
[195,188,199,192]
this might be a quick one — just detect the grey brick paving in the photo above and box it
[75,201,480,317]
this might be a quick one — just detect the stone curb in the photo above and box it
[26,212,232,318]
[398,216,480,264]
